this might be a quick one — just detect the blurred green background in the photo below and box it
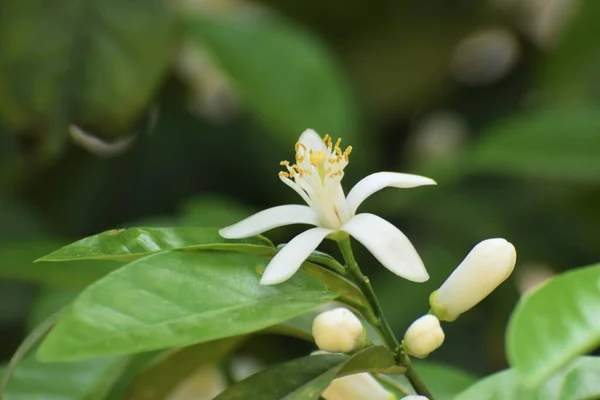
[0,0,599,383]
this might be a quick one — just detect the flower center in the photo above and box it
[278,134,353,229]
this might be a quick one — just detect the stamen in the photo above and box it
[343,146,353,162]
[280,160,290,166]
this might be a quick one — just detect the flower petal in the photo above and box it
[345,172,436,215]
[298,128,325,151]
[261,227,333,285]
[341,213,429,282]
[219,205,319,239]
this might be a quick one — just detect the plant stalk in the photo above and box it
[337,237,434,399]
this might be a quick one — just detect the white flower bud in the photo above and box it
[430,238,517,321]
[312,308,366,353]
[402,396,428,399]
[322,372,396,400]
[403,314,445,359]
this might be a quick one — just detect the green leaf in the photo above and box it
[470,110,600,181]
[37,227,275,262]
[507,264,600,386]
[301,261,371,318]
[0,309,64,396]
[0,241,119,288]
[1,356,130,400]
[38,251,336,361]
[456,356,600,400]
[184,11,358,145]
[215,346,396,400]
[412,361,478,399]
[0,0,173,141]
[127,337,245,400]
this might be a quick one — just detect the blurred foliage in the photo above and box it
[0,0,600,395]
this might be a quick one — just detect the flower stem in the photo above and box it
[337,238,434,399]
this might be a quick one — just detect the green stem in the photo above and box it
[337,238,398,351]
[337,237,434,399]
[403,354,435,399]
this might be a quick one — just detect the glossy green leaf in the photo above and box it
[127,337,245,400]
[215,346,395,400]
[457,356,600,400]
[470,110,600,181]
[37,227,275,262]
[38,251,336,361]
[0,309,64,396]
[184,11,358,145]
[1,356,129,400]
[0,0,173,140]
[507,264,600,386]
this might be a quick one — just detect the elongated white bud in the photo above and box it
[313,308,366,353]
[322,372,396,400]
[403,314,445,359]
[430,238,517,322]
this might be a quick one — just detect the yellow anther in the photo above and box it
[280,160,290,166]
[295,154,305,162]
[322,134,329,143]
[295,142,306,152]
[334,137,342,150]
[343,146,353,162]
[279,171,290,178]
[329,157,338,163]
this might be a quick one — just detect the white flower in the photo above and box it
[313,307,366,353]
[430,238,517,322]
[403,314,445,359]
[322,372,396,400]
[220,129,435,285]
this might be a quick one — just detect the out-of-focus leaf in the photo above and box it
[0,356,129,400]
[539,1,600,106]
[0,242,117,288]
[38,251,336,361]
[470,110,600,181]
[413,361,478,399]
[214,346,395,400]
[0,309,63,396]
[386,361,477,400]
[456,356,600,400]
[184,10,358,145]
[128,337,245,400]
[507,264,600,386]
[179,196,255,227]
[0,0,173,142]
[37,227,275,262]
[28,288,79,330]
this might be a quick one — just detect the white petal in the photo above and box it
[261,227,333,285]
[219,205,319,239]
[345,172,436,215]
[298,128,325,150]
[341,214,429,282]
